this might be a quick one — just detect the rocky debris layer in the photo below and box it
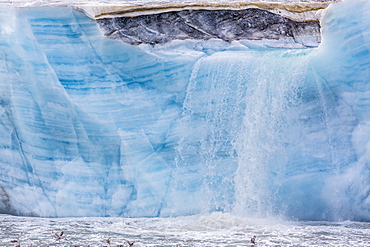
[97,8,321,46]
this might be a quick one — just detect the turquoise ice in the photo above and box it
[0,0,369,221]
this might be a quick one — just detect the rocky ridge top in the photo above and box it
[85,1,336,47]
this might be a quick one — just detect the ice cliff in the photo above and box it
[1,0,370,221]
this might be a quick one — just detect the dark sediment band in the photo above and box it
[97,8,321,46]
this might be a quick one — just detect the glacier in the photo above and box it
[0,0,370,221]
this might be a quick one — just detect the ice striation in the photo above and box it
[0,0,370,221]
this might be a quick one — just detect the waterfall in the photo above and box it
[174,48,356,220]
[233,50,313,218]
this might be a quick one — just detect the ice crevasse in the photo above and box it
[0,0,370,221]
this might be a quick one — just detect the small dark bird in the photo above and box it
[54,231,67,241]
[250,235,256,244]
[124,239,137,247]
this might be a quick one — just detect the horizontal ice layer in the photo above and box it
[0,6,203,217]
[0,0,370,221]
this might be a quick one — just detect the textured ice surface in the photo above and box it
[0,6,196,217]
[0,0,370,221]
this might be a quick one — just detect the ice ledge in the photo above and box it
[76,1,336,22]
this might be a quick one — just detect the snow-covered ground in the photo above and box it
[0,0,336,7]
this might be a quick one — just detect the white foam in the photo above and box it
[1,213,369,246]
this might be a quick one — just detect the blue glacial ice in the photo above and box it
[0,0,370,221]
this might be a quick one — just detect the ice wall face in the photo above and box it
[311,0,370,221]
[0,6,201,217]
[0,0,370,221]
